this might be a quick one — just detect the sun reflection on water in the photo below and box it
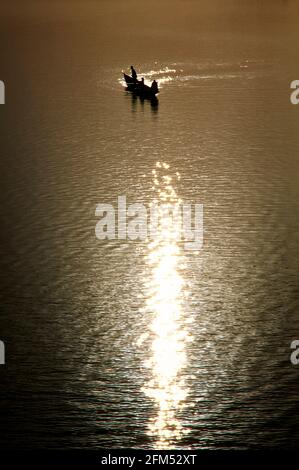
[140,161,192,449]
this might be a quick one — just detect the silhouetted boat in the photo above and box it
[123,73,138,86]
[123,73,159,98]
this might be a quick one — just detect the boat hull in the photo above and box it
[123,73,138,86]
[123,73,159,98]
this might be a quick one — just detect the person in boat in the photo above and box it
[151,80,158,94]
[140,77,145,89]
[130,66,137,81]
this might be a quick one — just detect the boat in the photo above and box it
[123,73,159,98]
[123,73,138,86]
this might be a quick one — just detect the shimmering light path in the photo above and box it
[140,162,193,449]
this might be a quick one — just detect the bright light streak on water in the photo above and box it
[140,162,193,449]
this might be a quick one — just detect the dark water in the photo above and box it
[1,0,299,449]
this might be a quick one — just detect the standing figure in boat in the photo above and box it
[151,80,159,94]
[131,66,137,81]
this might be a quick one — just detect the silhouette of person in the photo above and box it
[151,80,158,94]
[131,66,137,80]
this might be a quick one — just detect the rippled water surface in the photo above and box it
[1,0,299,449]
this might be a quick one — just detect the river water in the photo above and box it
[0,0,299,449]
